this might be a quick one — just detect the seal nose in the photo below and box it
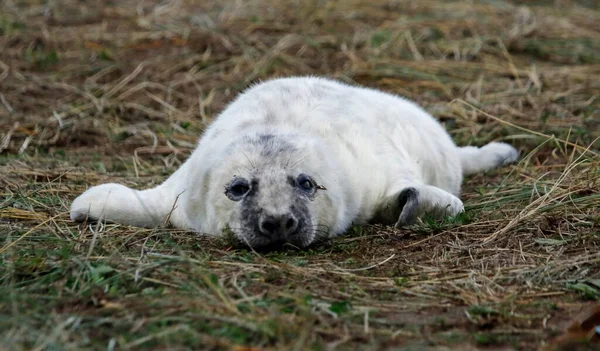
[259,213,298,238]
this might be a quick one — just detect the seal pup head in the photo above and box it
[190,132,341,250]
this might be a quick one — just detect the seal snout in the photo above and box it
[259,212,299,239]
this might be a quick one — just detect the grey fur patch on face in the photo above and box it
[239,186,314,248]
[239,133,297,160]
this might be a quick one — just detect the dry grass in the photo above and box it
[1,0,600,350]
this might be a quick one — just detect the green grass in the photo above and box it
[1,0,600,350]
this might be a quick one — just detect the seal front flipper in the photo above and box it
[393,185,464,228]
[70,183,180,228]
[395,187,420,226]
[70,161,191,229]
[373,184,464,229]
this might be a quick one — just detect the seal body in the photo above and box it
[71,77,518,248]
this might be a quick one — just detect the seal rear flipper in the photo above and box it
[458,142,519,176]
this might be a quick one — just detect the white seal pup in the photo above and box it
[70,76,518,248]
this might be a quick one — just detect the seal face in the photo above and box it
[212,133,327,249]
[230,173,317,248]
[69,76,519,251]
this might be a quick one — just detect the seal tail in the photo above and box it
[458,142,519,176]
[70,164,188,228]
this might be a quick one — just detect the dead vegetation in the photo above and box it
[1,0,599,350]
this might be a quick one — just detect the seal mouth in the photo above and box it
[222,225,316,251]
[251,228,333,251]
[222,221,332,251]
[249,229,314,250]
[248,239,306,252]
[236,197,315,250]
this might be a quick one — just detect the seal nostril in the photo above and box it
[259,214,298,237]
[261,220,277,235]
[286,218,295,230]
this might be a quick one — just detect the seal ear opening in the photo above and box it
[395,187,419,228]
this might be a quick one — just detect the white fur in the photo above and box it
[70,76,518,244]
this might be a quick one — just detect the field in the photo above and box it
[1,0,600,350]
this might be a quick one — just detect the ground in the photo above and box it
[1,0,599,350]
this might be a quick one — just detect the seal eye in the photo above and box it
[296,174,315,192]
[231,183,249,196]
[299,179,313,191]
[226,178,250,200]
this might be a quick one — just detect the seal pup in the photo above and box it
[70,76,518,249]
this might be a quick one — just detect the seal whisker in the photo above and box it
[231,161,252,173]
[289,155,308,169]
[285,151,295,168]
[238,148,256,170]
